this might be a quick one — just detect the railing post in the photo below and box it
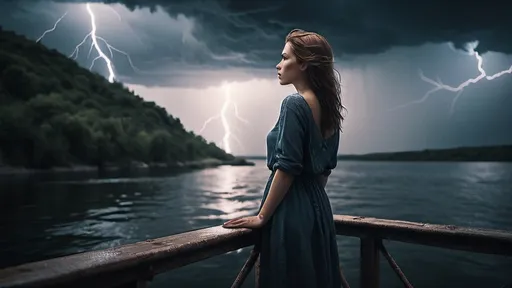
[231,248,259,288]
[254,254,260,288]
[360,237,380,288]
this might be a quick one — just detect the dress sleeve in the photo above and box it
[272,96,305,176]
[323,131,340,176]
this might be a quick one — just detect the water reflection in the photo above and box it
[460,162,511,184]
[189,166,262,222]
[1,161,511,287]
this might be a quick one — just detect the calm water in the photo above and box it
[1,160,512,288]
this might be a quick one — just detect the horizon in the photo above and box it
[239,143,512,158]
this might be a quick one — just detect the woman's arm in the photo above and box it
[258,169,295,222]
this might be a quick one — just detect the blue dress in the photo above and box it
[257,93,341,288]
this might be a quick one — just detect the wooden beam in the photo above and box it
[334,215,512,256]
[0,226,256,288]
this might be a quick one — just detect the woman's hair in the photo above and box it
[285,29,347,133]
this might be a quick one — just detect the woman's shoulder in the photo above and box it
[280,93,307,113]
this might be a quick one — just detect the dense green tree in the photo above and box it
[0,28,233,168]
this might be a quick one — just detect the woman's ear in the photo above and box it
[299,62,308,71]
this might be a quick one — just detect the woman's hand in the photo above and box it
[222,214,266,229]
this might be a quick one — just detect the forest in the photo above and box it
[0,26,234,169]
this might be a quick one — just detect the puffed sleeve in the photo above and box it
[323,131,340,176]
[272,96,305,175]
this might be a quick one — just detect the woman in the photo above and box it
[223,28,346,288]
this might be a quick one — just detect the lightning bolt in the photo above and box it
[36,12,68,43]
[390,41,512,114]
[83,3,116,83]
[106,5,122,21]
[199,82,248,154]
[37,3,144,84]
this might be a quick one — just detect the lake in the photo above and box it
[1,160,511,288]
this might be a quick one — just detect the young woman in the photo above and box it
[223,28,346,288]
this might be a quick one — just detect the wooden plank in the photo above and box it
[360,238,380,288]
[0,226,256,288]
[334,215,512,256]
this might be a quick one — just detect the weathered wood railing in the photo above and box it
[1,215,511,288]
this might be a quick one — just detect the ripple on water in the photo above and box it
[1,160,511,287]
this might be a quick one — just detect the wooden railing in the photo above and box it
[1,215,511,288]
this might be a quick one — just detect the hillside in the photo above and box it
[337,145,512,162]
[0,27,234,169]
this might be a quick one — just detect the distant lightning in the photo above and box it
[36,12,68,43]
[390,40,512,114]
[220,90,232,153]
[38,3,143,83]
[106,5,122,21]
[233,102,249,125]
[199,82,248,154]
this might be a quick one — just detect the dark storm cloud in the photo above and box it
[1,0,511,87]
[38,0,512,60]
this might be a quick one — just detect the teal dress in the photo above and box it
[257,93,341,288]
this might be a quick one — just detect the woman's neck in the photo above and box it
[293,79,312,96]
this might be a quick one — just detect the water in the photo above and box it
[1,160,511,288]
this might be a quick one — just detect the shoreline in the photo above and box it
[243,145,512,162]
[0,157,255,176]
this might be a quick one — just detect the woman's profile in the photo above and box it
[223,28,346,288]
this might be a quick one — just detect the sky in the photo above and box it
[0,0,511,156]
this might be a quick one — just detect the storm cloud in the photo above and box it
[21,0,512,58]
[1,0,511,87]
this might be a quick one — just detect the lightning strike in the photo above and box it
[36,12,68,43]
[233,102,249,124]
[65,3,144,83]
[199,82,248,154]
[85,3,116,82]
[106,6,122,21]
[390,41,512,114]
[220,87,232,153]
[35,6,134,83]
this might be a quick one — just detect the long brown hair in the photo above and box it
[285,29,347,133]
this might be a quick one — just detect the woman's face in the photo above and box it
[276,42,304,85]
